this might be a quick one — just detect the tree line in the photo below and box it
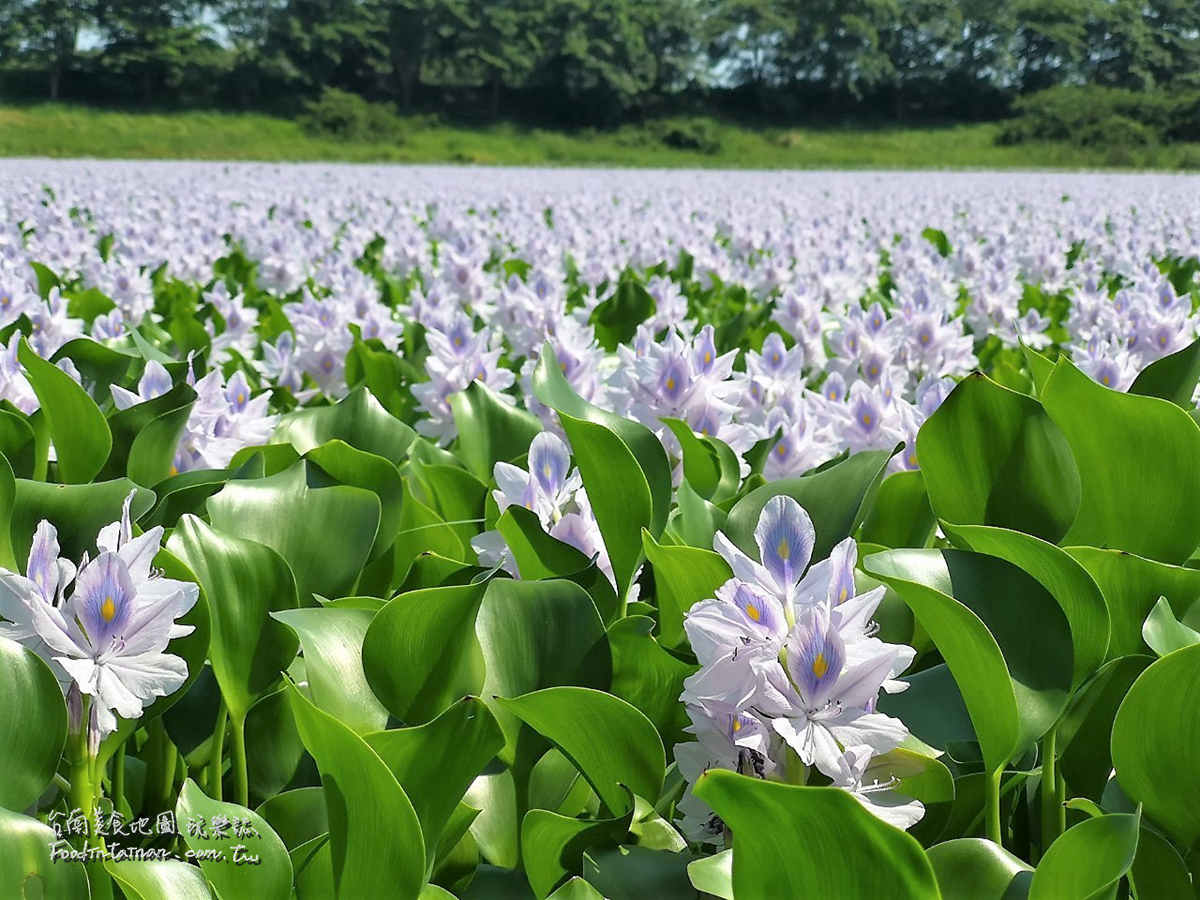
[1,0,1198,125]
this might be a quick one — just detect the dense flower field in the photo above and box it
[2,161,1200,898]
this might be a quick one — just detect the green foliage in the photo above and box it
[300,88,407,142]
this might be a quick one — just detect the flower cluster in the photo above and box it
[0,492,198,743]
[675,496,921,841]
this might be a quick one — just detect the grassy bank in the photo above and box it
[2,103,1198,169]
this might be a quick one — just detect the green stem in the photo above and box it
[111,742,126,815]
[66,697,103,853]
[208,700,227,801]
[230,715,249,809]
[1040,729,1060,856]
[986,767,1003,847]
[1055,769,1067,835]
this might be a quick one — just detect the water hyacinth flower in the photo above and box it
[0,492,198,740]
[677,496,919,839]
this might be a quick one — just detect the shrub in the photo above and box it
[654,116,723,154]
[300,88,405,143]
[998,85,1200,149]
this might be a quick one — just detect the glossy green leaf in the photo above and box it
[0,451,17,570]
[1066,547,1200,660]
[859,469,937,549]
[18,337,111,482]
[687,849,733,900]
[496,687,664,816]
[0,408,36,480]
[943,523,1108,687]
[177,778,293,900]
[449,380,542,482]
[256,787,328,851]
[1043,358,1200,563]
[1141,595,1200,657]
[464,770,519,869]
[694,771,939,898]
[305,440,404,566]
[1129,334,1200,408]
[273,386,416,462]
[285,680,425,900]
[547,877,606,899]
[410,459,486,555]
[0,807,89,900]
[532,344,670,537]
[104,382,195,486]
[208,460,381,606]
[1029,812,1139,900]
[607,616,697,747]
[107,859,214,899]
[393,477,467,584]
[0,637,68,811]
[478,578,611,763]
[673,477,727,550]
[365,698,503,872]
[168,515,299,723]
[927,839,1033,900]
[1128,824,1193,900]
[582,845,697,900]
[496,506,617,621]
[1111,644,1200,845]
[865,549,1074,774]
[641,530,731,651]
[557,412,651,602]
[272,607,389,734]
[522,806,633,899]
[1057,655,1152,801]
[362,582,488,724]
[723,448,893,562]
[917,372,1079,543]
[11,477,154,565]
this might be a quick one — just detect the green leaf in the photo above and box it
[943,523,1109,687]
[449,381,542,482]
[0,452,17,570]
[589,278,655,350]
[1043,358,1200,563]
[1022,344,1056,396]
[285,680,425,900]
[11,477,154,565]
[392,478,466,585]
[522,806,633,898]
[0,409,36,480]
[859,470,936,549]
[207,460,381,606]
[1128,824,1193,900]
[1029,812,1140,900]
[362,583,487,724]
[1111,644,1200,845]
[608,616,698,747]
[694,771,939,898]
[496,687,665,816]
[864,549,1074,774]
[927,838,1033,900]
[176,779,292,900]
[532,344,670,537]
[0,637,67,811]
[661,419,738,503]
[1129,334,1200,408]
[1141,595,1200,657]
[582,845,697,899]
[0,808,89,899]
[107,859,214,899]
[687,849,732,900]
[723,448,893,562]
[273,386,416,461]
[673,478,727,550]
[167,515,299,723]
[256,786,328,851]
[496,506,617,621]
[1066,548,1200,660]
[18,338,111,482]
[558,412,652,602]
[272,607,389,734]
[1057,655,1153,801]
[364,697,504,874]
[641,530,731,651]
[917,372,1079,543]
[478,578,611,764]
[104,382,196,486]
[409,458,486,557]
[547,877,605,899]
[305,440,404,566]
